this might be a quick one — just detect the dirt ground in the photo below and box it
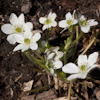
[1,0,100,100]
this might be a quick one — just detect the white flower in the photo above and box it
[1,13,33,44]
[45,46,64,60]
[13,32,41,52]
[39,12,57,30]
[78,14,98,33]
[45,46,63,70]
[59,10,78,32]
[62,52,99,80]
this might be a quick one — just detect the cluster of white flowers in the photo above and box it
[1,11,99,81]
[45,46,63,77]
[1,13,41,52]
[39,11,98,33]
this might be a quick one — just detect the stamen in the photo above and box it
[67,20,73,25]
[81,20,88,26]
[15,27,22,33]
[24,38,30,44]
[45,18,51,24]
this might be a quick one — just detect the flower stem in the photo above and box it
[71,26,79,61]
[29,66,45,73]
[24,50,45,68]
[34,51,44,61]
[68,81,72,100]
[86,76,100,84]
[47,29,49,43]
[69,30,82,46]
[64,28,74,64]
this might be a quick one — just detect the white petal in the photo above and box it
[31,32,41,42]
[72,10,76,18]
[65,12,73,20]
[7,34,17,44]
[78,55,88,67]
[81,26,90,33]
[9,13,18,25]
[53,46,59,52]
[53,60,63,69]
[50,12,56,20]
[21,45,30,52]
[30,42,38,50]
[78,73,88,79]
[48,53,55,59]
[67,74,79,80]
[13,34,24,43]
[87,64,99,73]
[13,44,28,52]
[18,13,25,24]
[72,19,78,25]
[79,15,86,20]
[24,31,33,39]
[88,21,98,26]
[48,12,52,18]
[1,24,13,34]
[50,68,57,77]
[87,19,98,26]
[51,21,57,27]
[78,13,82,19]
[60,28,67,33]
[59,20,69,28]
[42,25,47,30]
[55,51,63,60]
[88,52,98,66]
[45,23,52,28]
[62,63,79,74]
[39,17,46,24]
[50,68,54,75]
[24,22,33,31]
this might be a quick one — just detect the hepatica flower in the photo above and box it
[1,13,33,44]
[45,46,63,69]
[62,52,98,80]
[78,14,98,33]
[39,12,57,30]
[13,32,41,52]
[59,10,77,32]
[45,46,64,61]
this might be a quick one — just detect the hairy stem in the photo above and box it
[64,28,74,64]
[24,50,45,68]
[34,51,44,61]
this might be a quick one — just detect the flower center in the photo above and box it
[81,20,88,26]
[45,18,51,24]
[15,27,22,33]
[24,38,30,44]
[67,20,73,25]
[80,65,86,72]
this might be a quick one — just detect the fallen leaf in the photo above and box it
[22,80,34,93]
